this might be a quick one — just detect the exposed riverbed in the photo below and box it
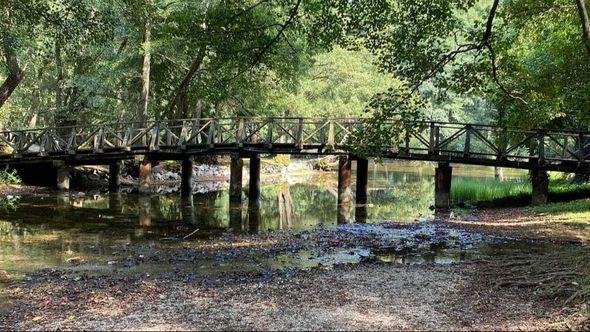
[2,161,587,330]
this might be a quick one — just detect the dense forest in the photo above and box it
[0,0,589,135]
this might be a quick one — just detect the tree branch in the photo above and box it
[575,0,590,54]
[411,0,526,104]
[227,0,302,82]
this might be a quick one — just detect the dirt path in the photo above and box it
[444,206,590,243]
[2,263,561,331]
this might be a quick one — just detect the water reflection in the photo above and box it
[0,162,528,278]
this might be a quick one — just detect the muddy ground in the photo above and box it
[1,215,589,331]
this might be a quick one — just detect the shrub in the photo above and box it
[0,170,22,185]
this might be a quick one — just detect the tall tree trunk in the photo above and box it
[55,40,64,125]
[138,13,153,192]
[165,48,206,119]
[0,12,24,109]
[28,69,43,128]
[576,0,590,54]
[137,16,152,126]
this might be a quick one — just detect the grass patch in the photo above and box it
[451,178,530,203]
[527,199,590,221]
[451,177,590,206]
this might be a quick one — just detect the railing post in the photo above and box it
[538,130,545,166]
[429,122,436,155]
[67,128,76,154]
[327,121,335,147]
[149,122,160,151]
[191,118,200,144]
[266,118,274,148]
[207,120,216,148]
[179,122,188,150]
[497,127,507,161]
[404,124,410,155]
[122,127,131,151]
[236,118,245,147]
[296,118,303,148]
[463,125,471,158]
[39,131,48,156]
[94,127,105,153]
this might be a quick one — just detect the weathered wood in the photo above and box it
[181,157,194,198]
[355,158,369,223]
[531,168,549,205]
[230,156,243,204]
[464,125,471,157]
[55,162,70,191]
[337,156,352,224]
[139,157,152,194]
[435,163,452,209]
[2,118,590,174]
[356,159,369,203]
[248,155,261,203]
[108,162,121,192]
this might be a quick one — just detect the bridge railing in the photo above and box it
[1,118,589,168]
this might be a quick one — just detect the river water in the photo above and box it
[0,161,528,280]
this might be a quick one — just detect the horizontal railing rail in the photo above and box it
[1,117,589,172]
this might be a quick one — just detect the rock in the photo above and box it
[0,270,11,283]
[66,257,84,264]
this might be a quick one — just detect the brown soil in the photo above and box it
[0,183,53,196]
[1,263,567,331]
[443,207,590,243]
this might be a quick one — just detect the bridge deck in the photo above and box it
[1,118,589,173]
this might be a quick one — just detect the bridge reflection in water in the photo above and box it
[1,117,587,207]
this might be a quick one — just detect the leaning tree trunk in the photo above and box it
[0,14,24,109]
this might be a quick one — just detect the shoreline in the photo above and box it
[2,216,589,330]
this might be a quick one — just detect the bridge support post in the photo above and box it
[531,168,548,205]
[248,155,261,203]
[230,155,243,204]
[248,155,261,233]
[181,157,194,198]
[108,162,121,192]
[337,156,352,223]
[138,157,152,194]
[181,196,196,224]
[109,192,122,212]
[355,158,369,222]
[55,162,70,191]
[435,162,453,209]
[229,155,245,232]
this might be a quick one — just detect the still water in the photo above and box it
[0,161,527,279]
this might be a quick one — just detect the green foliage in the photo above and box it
[0,195,20,210]
[264,47,402,117]
[527,199,590,220]
[451,178,530,203]
[346,87,427,159]
[1,0,588,149]
[0,170,21,184]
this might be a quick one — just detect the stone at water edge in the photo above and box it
[0,270,12,282]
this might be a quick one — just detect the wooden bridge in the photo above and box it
[1,117,588,211]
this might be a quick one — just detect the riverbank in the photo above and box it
[0,261,568,330]
[2,216,589,330]
[445,199,590,243]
